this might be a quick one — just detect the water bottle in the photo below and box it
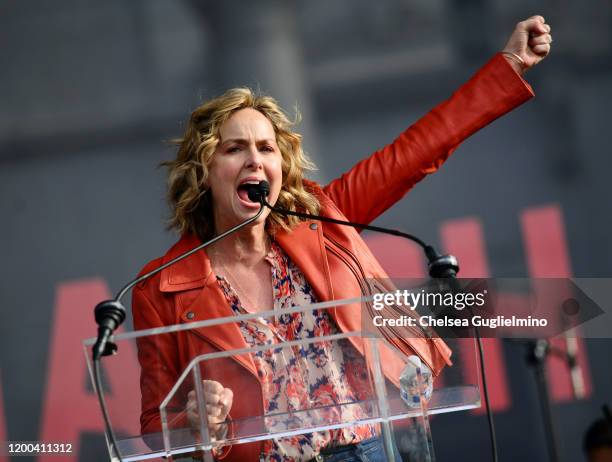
[399,355,433,408]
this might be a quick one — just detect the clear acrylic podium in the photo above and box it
[83,296,481,462]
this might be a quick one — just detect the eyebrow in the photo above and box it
[221,138,275,145]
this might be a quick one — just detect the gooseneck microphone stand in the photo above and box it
[245,181,457,279]
[527,340,560,462]
[506,316,586,462]
[247,181,499,462]
[92,180,498,462]
[91,203,266,462]
[503,338,571,462]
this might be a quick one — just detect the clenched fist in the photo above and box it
[502,15,552,74]
[186,380,233,440]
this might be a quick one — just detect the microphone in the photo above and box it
[246,180,269,203]
[247,180,499,462]
[92,200,267,361]
[93,300,126,359]
[246,180,457,278]
[91,197,267,462]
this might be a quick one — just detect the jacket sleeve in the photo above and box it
[132,269,235,461]
[132,279,185,438]
[322,53,535,225]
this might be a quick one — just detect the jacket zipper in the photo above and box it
[323,234,438,373]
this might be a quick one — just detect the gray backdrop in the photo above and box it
[1,1,611,461]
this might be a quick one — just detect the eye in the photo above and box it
[226,145,241,153]
[260,145,275,152]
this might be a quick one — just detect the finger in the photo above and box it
[529,34,552,46]
[533,21,550,35]
[203,380,224,395]
[206,403,223,417]
[220,388,234,409]
[529,24,550,38]
[532,43,551,55]
[528,15,546,24]
[205,393,221,405]
[185,403,198,415]
[189,388,220,409]
[187,406,199,424]
[519,16,547,34]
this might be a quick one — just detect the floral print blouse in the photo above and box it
[216,241,376,462]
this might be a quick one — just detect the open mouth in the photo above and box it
[236,182,262,207]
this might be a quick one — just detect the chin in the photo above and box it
[235,203,267,223]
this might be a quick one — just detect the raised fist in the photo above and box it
[502,15,552,73]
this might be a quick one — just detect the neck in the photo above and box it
[209,221,269,267]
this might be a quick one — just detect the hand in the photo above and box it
[502,15,552,74]
[186,380,233,440]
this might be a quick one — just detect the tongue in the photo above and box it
[237,187,253,202]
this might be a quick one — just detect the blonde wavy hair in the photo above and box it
[163,87,321,241]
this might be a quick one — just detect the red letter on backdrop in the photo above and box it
[38,278,140,461]
[521,204,592,402]
[363,234,426,278]
[441,217,511,414]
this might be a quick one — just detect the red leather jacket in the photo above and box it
[132,54,534,461]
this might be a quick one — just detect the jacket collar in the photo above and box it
[159,233,211,293]
[156,224,332,379]
[158,221,334,301]
[158,234,256,374]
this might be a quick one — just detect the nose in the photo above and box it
[244,145,263,170]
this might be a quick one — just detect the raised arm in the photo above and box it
[323,15,551,225]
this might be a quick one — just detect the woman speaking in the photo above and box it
[132,15,552,462]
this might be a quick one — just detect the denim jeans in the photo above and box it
[312,437,402,462]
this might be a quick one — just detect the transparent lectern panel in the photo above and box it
[428,337,481,415]
[83,338,163,461]
[366,278,483,417]
[83,295,479,461]
[161,336,432,461]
